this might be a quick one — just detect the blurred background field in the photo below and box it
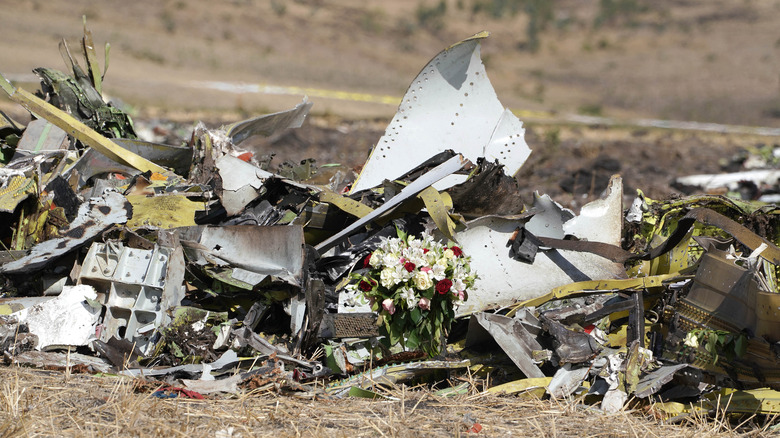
[1,0,779,126]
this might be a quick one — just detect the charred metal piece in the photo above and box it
[467,312,546,378]
[447,159,525,218]
[0,190,132,274]
[540,314,602,365]
[634,364,689,398]
[507,226,543,264]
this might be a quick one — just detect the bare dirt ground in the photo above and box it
[1,0,776,206]
[1,0,780,124]
[1,1,780,436]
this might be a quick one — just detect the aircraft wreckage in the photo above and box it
[1,26,780,422]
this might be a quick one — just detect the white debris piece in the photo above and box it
[547,364,590,399]
[562,176,623,245]
[350,32,531,193]
[455,177,626,316]
[14,284,101,350]
[216,154,275,216]
[601,388,628,413]
[675,169,780,192]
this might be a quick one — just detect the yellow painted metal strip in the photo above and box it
[0,75,168,175]
[0,72,14,96]
[418,186,457,242]
[487,377,552,395]
[319,190,374,218]
[125,194,203,229]
[704,388,780,414]
[509,273,683,313]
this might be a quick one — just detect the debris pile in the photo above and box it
[2,26,780,422]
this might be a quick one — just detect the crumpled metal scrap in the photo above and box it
[2,24,780,422]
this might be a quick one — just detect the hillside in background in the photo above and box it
[1,0,779,127]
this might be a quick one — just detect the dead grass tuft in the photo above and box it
[0,365,772,436]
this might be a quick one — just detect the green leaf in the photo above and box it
[388,323,401,346]
[410,307,423,325]
[407,330,420,350]
[389,314,406,347]
[709,332,719,349]
[734,334,747,357]
[422,319,431,335]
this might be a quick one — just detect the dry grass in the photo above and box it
[0,365,773,437]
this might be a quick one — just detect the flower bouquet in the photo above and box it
[349,230,477,357]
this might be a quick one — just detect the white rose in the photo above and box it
[444,249,455,259]
[369,252,382,268]
[413,271,433,290]
[380,268,395,288]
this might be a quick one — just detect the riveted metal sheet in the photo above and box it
[350,32,530,193]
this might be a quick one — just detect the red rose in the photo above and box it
[450,246,463,257]
[359,280,372,292]
[436,279,452,295]
[404,262,416,272]
[362,253,372,268]
[423,248,429,254]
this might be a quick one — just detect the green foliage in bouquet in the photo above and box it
[349,229,477,357]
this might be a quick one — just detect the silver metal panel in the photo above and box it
[350,34,530,193]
